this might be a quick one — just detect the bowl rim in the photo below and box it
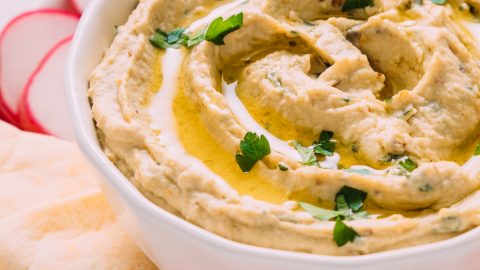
[65,0,480,266]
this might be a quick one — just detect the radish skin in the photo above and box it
[0,9,79,126]
[18,36,75,141]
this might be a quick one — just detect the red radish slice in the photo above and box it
[0,9,79,125]
[69,0,91,13]
[41,0,80,13]
[18,37,75,141]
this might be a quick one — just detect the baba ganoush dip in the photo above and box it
[89,0,480,255]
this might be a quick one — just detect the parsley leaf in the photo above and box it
[205,12,244,45]
[341,0,374,12]
[475,144,480,156]
[335,186,367,212]
[313,130,336,157]
[292,131,336,166]
[333,217,358,247]
[299,202,341,221]
[430,0,446,5]
[150,28,189,49]
[293,141,318,166]
[399,157,417,172]
[150,12,243,50]
[235,132,271,172]
[166,28,187,45]
[314,141,335,156]
[299,186,368,247]
[186,28,207,47]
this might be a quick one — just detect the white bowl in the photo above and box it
[65,0,480,269]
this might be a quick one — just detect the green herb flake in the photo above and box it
[293,141,318,166]
[299,202,340,221]
[235,132,271,172]
[333,217,358,247]
[399,158,417,172]
[166,28,187,44]
[300,186,368,247]
[313,130,336,157]
[342,0,374,12]
[430,0,446,5]
[474,144,480,156]
[335,186,367,212]
[384,97,393,103]
[150,30,170,49]
[205,12,243,45]
[150,12,243,50]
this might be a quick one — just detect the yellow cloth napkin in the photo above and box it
[0,121,158,270]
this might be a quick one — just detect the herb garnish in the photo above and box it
[235,132,271,172]
[399,157,417,172]
[336,186,367,212]
[293,142,318,166]
[333,217,359,247]
[430,0,447,5]
[292,131,336,166]
[150,12,244,49]
[342,0,373,12]
[150,28,189,49]
[313,131,336,156]
[204,12,244,45]
[300,186,368,246]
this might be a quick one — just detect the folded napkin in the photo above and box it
[0,121,157,270]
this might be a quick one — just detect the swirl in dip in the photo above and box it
[89,0,480,255]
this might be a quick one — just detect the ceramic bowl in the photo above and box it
[65,0,480,269]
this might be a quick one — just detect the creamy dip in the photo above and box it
[89,0,480,255]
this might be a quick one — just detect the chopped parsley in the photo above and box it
[336,186,367,212]
[300,186,368,247]
[293,141,318,166]
[314,131,336,156]
[299,202,341,221]
[292,131,336,166]
[235,132,271,172]
[150,28,188,49]
[333,217,359,247]
[475,144,480,156]
[204,12,244,45]
[150,12,243,49]
[341,0,373,12]
[399,157,417,172]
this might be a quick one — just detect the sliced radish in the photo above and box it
[18,37,75,141]
[0,9,79,125]
[69,0,91,13]
[40,0,80,14]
